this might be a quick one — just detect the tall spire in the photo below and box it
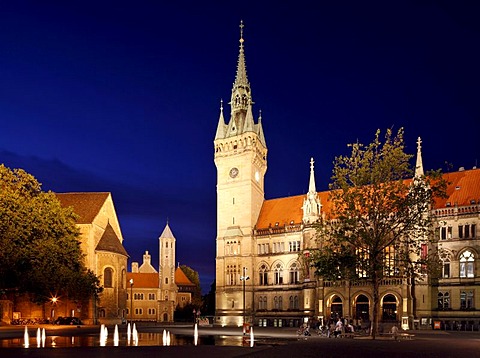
[415,137,424,177]
[230,20,252,116]
[302,157,321,224]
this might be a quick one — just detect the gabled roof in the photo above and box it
[55,192,110,224]
[95,223,129,257]
[125,272,159,288]
[175,267,195,286]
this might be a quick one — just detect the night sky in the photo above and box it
[1,2,479,292]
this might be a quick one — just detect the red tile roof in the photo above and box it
[434,169,480,208]
[56,192,110,224]
[125,272,159,288]
[256,169,480,229]
[175,267,195,286]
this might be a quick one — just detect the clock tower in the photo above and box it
[214,22,267,325]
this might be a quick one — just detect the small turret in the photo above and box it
[302,158,321,224]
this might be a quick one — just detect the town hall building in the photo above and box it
[214,23,480,331]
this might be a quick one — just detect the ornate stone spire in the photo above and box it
[230,20,252,116]
[415,137,424,177]
[302,158,321,224]
[215,99,226,140]
[256,110,266,147]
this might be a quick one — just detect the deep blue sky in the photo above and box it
[1,1,479,292]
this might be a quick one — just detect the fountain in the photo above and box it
[194,323,198,346]
[114,325,119,346]
[132,323,138,346]
[36,328,41,348]
[127,322,131,343]
[250,326,254,347]
[163,329,167,346]
[42,328,46,347]
[166,331,171,346]
[99,324,108,346]
[24,326,29,348]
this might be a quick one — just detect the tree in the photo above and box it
[311,129,446,339]
[201,280,216,316]
[0,164,100,305]
[179,265,202,307]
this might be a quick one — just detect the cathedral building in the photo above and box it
[55,192,129,325]
[214,23,480,330]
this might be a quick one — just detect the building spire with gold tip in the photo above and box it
[215,99,226,140]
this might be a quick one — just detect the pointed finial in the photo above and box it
[220,99,223,112]
[239,20,244,44]
[417,137,422,151]
[258,109,262,119]
[310,157,314,171]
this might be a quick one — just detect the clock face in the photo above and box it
[229,167,239,178]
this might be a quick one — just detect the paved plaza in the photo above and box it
[0,325,479,357]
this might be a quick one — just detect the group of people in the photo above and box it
[315,317,358,338]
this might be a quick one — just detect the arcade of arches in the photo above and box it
[324,293,399,324]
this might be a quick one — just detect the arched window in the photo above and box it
[274,263,284,285]
[438,292,450,310]
[382,294,397,321]
[259,264,268,285]
[460,250,475,278]
[289,262,299,284]
[104,268,113,288]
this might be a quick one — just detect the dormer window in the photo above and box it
[446,202,451,207]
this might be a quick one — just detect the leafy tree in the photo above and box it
[179,264,202,307]
[0,164,100,305]
[311,129,446,338]
[201,280,215,316]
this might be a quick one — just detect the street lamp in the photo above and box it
[240,267,250,334]
[129,278,134,324]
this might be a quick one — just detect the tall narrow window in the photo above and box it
[259,264,268,285]
[274,263,284,285]
[460,250,475,278]
[104,267,113,288]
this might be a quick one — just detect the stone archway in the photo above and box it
[355,294,370,321]
[382,294,397,321]
[163,312,168,322]
[330,295,343,320]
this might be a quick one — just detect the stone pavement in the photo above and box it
[0,325,479,357]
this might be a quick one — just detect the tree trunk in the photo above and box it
[371,274,380,339]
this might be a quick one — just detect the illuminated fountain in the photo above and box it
[113,325,119,346]
[42,328,46,347]
[194,323,198,346]
[132,323,138,346]
[163,329,167,346]
[167,331,171,346]
[99,324,108,346]
[127,322,131,344]
[250,326,254,347]
[36,328,41,348]
[23,326,29,348]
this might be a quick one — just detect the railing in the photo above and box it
[432,204,479,218]
[324,277,407,287]
[255,223,303,236]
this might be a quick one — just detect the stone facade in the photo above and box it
[214,24,480,330]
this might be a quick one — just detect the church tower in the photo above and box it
[214,22,267,325]
[158,222,177,321]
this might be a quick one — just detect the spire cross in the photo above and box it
[310,157,315,171]
[417,137,422,151]
[220,99,223,111]
[239,20,244,40]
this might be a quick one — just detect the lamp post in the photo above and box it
[129,278,134,325]
[240,267,250,334]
